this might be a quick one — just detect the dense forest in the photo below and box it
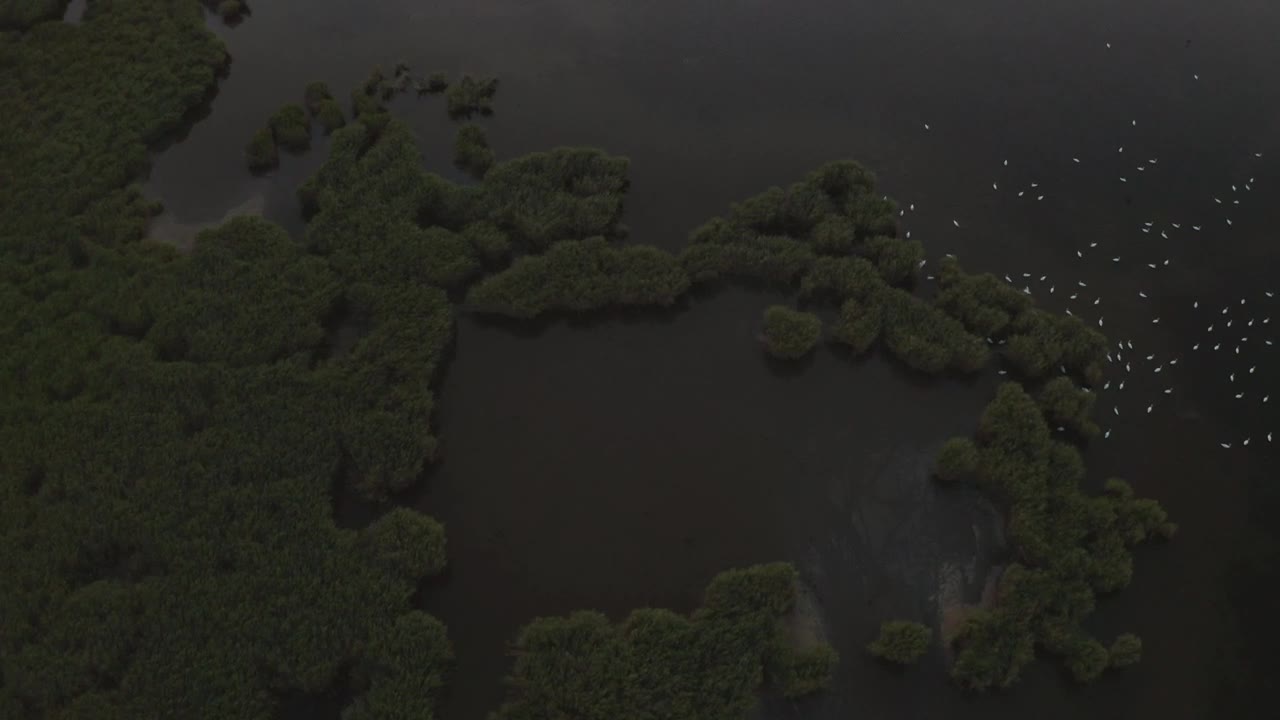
[0,1,1173,718]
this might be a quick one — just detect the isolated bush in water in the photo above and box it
[1108,633,1142,668]
[269,103,311,150]
[245,126,278,171]
[868,620,932,664]
[761,306,822,359]
[315,97,346,133]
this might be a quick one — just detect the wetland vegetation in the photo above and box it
[0,1,1176,717]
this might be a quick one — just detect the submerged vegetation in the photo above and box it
[0,1,1172,716]
[494,563,836,719]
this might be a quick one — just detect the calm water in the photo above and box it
[145,1,1280,718]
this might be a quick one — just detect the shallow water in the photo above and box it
[145,1,1280,718]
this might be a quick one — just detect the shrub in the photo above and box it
[426,71,449,93]
[269,103,311,151]
[245,127,278,171]
[361,508,448,582]
[315,97,346,134]
[798,256,883,303]
[868,620,932,664]
[862,235,924,285]
[466,237,687,318]
[1066,637,1110,683]
[761,306,822,359]
[216,0,243,21]
[303,81,332,115]
[809,214,857,255]
[461,221,510,263]
[769,643,839,698]
[829,297,882,354]
[680,237,815,286]
[935,437,979,482]
[1038,376,1100,436]
[454,123,494,178]
[446,74,499,118]
[879,289,989,374]
[1108,633,1142,668]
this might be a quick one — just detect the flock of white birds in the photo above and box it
[906,43,1273,452]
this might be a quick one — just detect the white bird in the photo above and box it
[1113,406,1120,416]
[1073,157,1080,163]
[924,123,931,130]
[1164,388,1172,394]
[1114,257,1122,263]
[1227,218,1233,226]
[1194,74,1199,80]
[1077,250,1084,258]
[1221,443,1233,449]
[1194,301,1199,308]
[1230,373,1236,382]
[1106,42,1112,48]
[1146,404,1153,413]
[1147,263,1157,269]
[1215,197,1223,204]
[1119,146,1124,153]
[1037,195,1044,201]
[1120,177,1127,183]
[1078,281,1088,287]
[1236,393,1245,399]
[953,219,960,227]
[1018,191,1025,197]
[1031,183,1039,188]
[1132,120,1137,126]
[1098,317,1105,327]
[1094,297,1102,305]
[1090,242,1098,247]
[1193,343,1200,350]
[1265,395,1271,403]
[1244,437,1251,446]
[1193,225,1202,231]
[1139,291,1147,298]
[1250,366,1256,374]
[1003,159,1009,166]
[993,182,999,190]
[1105,429,1111,438]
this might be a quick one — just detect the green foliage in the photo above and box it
[480,148,630,250]
[454,123,494,178]
[1108,633,1142,668]
[761,306,822,359]
[879,288,990,374]
[461,221,511,264]
[862,235,924,285]
[0,0,66,29]
[361,508,448,583]
[445,74,498,118]
[768,642,839,698]
[934,256,1033,338]
[681,236,816,286]
[798,256,883,303]
[425,71,449,93]
[946,384,1171,690]
[215,0,242,20]
[1038,376,1100,436]
[1003,309,1108,385]
[935,437,979,483]
[315,97,347,134]
[494,564,805,720]
[1065,636,1110,683]
[829,297,882,353]
[466,237,688,319]
[245,127,278,171]
[304,80,332,114]
[867,620,932,664]
[345,612,453,720]
[269,103,311,151]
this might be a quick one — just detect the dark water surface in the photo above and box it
[146,1,1280,718]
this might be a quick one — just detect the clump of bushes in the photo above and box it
[269,103,311,151]
[461,221,511,263]
[304,81,332,115]
[465,237,688,318]
[862,235,924,285]
[934,256,1034,338]
[454,123,494,178]
[245,127,278,171]
[879,288,990,374]
[935,437,979,483]
[680,236,816,286]
[868,620,932,664]
[494,563,836,719]
[943,384,1173,689]
[761,306,822,359]
[768,643,840,698]
[445,74,498,118]
[1038,376,1100,436]
[829,297,882,354]
[315,97,346,133]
